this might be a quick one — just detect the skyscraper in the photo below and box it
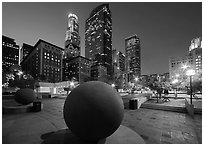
[112,48,118,75]
[63,56,91,84]
[85,4,113,78]
[117,51,125,72]
[21,39,63,83]
[2,35,19,74]
[20,43,33,63]
[169,37,202,81]
[125,34,141,82]
[63,13,81,81]
[188,37,202,73]
[169,55,193,81]
[64,13,80,59]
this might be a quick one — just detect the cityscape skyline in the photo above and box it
[2,2,202,75]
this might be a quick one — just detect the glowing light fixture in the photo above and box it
[172,79,179,84]
[111,84,115,88]
[181,64,188,70]
[134,77,139,81]
[186,69,195,76]
[70,81,75,87]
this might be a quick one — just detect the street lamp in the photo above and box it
[182,64,188,70]
[134,77,139,82]
[175,74,179,78]
[186,69,195,104]
[111,83,115,88]
[70,81,75,87]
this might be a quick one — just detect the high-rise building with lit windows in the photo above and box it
[2,35,19,74]
[63,13,82,82]
[188,37,202,73]
[63,56,91,84]
[20,43,33,63]
[91,64,107,80]
[169,37,202,81]
[112,48,118,75]
[21,39,63,83]
[117,51,125,72]
[169,55,194,81]
[125,34,141,82]
[64,13,80,59]
[85,4,113,78]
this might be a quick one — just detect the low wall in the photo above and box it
[133,93,152,100]
[129,96,147,110]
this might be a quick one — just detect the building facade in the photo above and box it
[85,4,113,78]
[159,72,170,82]
[2,35,19,74]
[21,39,63,83]
[91,64,107,81]
[125,34,141,82]
[63,56,91,84]
[117,51,125,72]
[112,48,118,75]
[64,13,80,60]
[20,43,33,63]
[169,37,202,81]
[169,55,194,81]
[189,37,202,52]
[188,37,202,73]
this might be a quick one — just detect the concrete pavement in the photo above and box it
[122,108,202,144]
[2,98,202,144]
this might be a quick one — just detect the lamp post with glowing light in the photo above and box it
[186,69,195,104]
[181,64,188,70]
[111,83,115,88]
[135,77,138,82]
[70,81,75,88]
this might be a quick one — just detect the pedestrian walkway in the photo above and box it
[2,98,202,144]
[122,108,202,144]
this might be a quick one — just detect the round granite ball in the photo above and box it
[63,81,124,141]
[15,88,37,105]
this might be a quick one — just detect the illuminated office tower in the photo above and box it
[85,4,113,78]
[63,13,81,81]
[63,56,91,84]
[20,43,33,63]
[117,51,125,72]
[169,37,202,81]
[125,34,141,82]
[2,35,19,74]
[21,39,63,83]
[64,13,80,59]
[188,37,202,73]
[112,48,118,74]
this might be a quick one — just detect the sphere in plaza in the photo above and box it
[14,88,37,105]
[63,81,124,141]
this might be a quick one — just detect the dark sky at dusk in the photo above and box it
[2,2,202,75]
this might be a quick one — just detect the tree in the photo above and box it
[9,64,21,73]
[192,80,202,93]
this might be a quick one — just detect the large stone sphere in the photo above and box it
[63,81,124,141]
[14,88,37,105]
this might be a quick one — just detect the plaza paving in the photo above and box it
[2,97,202,144]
